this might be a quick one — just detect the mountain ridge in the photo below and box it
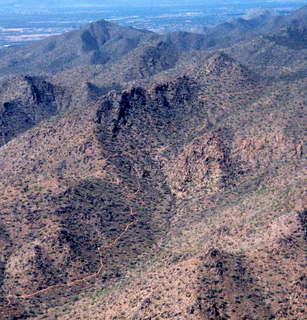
[0,19,156,76]
[0,5,306,320]
[0,6,306,78]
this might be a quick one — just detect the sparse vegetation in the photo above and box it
[0,5,306,320]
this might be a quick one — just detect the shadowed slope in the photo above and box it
[0,52,305,319]
[0,20,156,76]
[0,76,66,147]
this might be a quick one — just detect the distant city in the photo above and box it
[0,1,306,48]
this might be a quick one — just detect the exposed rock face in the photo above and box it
[234,127,303,170]
[165,133,230,198]
[0,54,258,301]
[0,76,63,146]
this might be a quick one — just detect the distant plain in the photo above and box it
[0,1,305,48]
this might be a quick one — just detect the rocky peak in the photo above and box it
[203,52,252,78]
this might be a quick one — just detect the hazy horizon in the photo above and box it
[0,0,306,48]
[1,0,307,9]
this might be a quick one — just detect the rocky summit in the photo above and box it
[0,5,306,320]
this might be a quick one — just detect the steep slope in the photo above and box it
[0,76,66,147]
[200,5,307,50]
[0,38,182,147]
[0,53,305,319]
[49,39,182,107]
[53,210,305,320]
[225,28,307,79]
[266,25,307,50]
[48,5,307,121]
[0,19,156,76]
[281,5,307,30]
[0,6,305,152]
[0,6,305,79]
[215,6,307,81]
[43,65,306,320]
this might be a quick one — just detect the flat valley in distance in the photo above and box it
[0,0,306,48]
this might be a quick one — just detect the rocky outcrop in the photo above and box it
[0,76,64,146]
[165,132,231,198]
[0,51,305,319]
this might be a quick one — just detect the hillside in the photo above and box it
[0,5,306,320]
[0,19,156,76]
[0,6,306,79]
[0,76,68,147]
[225,29,307,79]
[200,5,307,50]
[0,6,305,130]
[1,26,306,148]
[0,52,306,319]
